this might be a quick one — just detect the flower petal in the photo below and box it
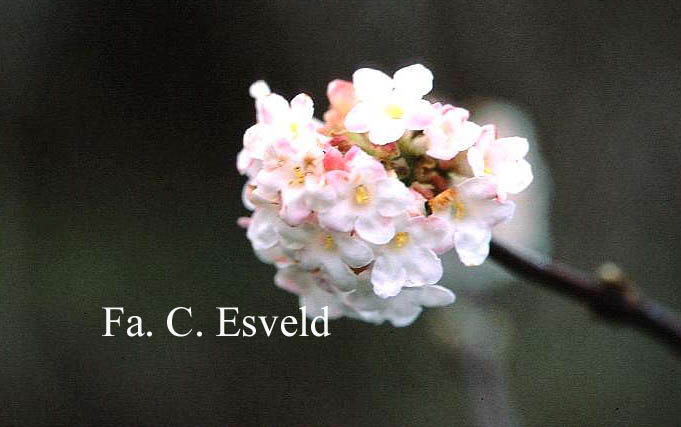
[335,234,374,268]
[371,254,407,298]
[352,68,393,101]
[290,93,314,120]
[344,102,373,133]
[375,178,412,217]
[355,212,396,245]
[367,119,406,145]
[402,246,443,286]
[454,222,492,266]
[403,99,437,130]
[393,64,433,98]
[416,285,456,307]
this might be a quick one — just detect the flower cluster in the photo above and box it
[238,64,533,326]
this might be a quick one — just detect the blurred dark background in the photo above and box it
[2,1,681,425]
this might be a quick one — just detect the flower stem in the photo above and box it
[488,239,681,356]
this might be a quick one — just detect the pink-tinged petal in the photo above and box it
[236,216,250,228]
[403,99,437,130]
[367,119,406,145]
[477,124,497,147]
[290,93,314,120]
[335,234,374,268]
[271,138,298,157]
[375,178,412,217]
[317,198,356,232]
[344,102,373,133]
[323,146,346,171]
[279,188,311,226]
[458,176,499,201]
[352,68,393,101]
[416,285,456,307]
[323,170,352,193]
[498,136,529,160]
[454,222,492,266]
[475,199,516,228]
[249,80,271,99]
[392,64,433,98]
[403,246,443,286]
[371,254,407,298]
[327,79,356,111]
[242,123,269,155]
[346,148,388,179]
[259,93,290,126]
[407,215,451,250]
[355,212,396,245]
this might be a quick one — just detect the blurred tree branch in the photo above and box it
[489,239,681,356]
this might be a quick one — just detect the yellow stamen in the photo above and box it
[293,166,305,184]
[288,166,306,186]
[290,122,299,137]
[385,104,404,119]
[354,185,370,205]
[483,166,493,175]
[323,234,335,250]
[392,231,410,249]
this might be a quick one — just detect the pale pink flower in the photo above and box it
[253,139,324,225]
[278,222,374,291]
[315,147,415,244]
[322,79,357,133]
[345,64,437,145]
[238,81,321,179]
[424,104,482,160]
[468,125,533,199]
[431,177,515,266]
[345,272,455,326]
[369,215,449,298]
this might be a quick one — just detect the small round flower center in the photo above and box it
[354,184,371,205]
[391,231,410,248]
[385,104,404,119]
[323,234,335,250]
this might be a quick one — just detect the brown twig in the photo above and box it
[489,239,681,355]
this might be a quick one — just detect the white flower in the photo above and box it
[345,272,455,327]
[423,104,482,160]
[431,177,515,266]
[369,215,448,298]
[467,125,533,199]
[316,148,415,244]
[344,64,437,145]
[278,223,373,291]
